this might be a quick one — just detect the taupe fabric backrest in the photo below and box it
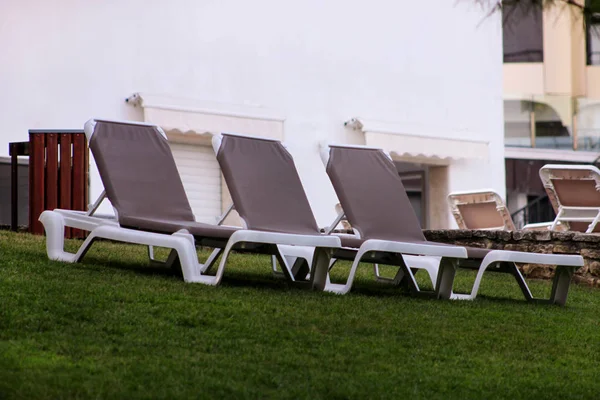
[552,179,600,207]
[216,134,320,235]
[90,120,195,225]
[448,190,515,231]
[326,146,426,242]
[457,202,505,230]
[552,179,600,233]
[540,165,600,233]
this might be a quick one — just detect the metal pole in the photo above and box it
[529,105,536,148]
[572,104,578,151]
[10,143,18,231]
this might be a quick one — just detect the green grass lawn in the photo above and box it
[1,230,600,399]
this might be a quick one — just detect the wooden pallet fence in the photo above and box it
[28,130,89,238]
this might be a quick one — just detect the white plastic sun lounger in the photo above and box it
[210,132,347,283]
[448,189,516,230]
[40,119,339,290]
[318,144,583,305]
[540,164,600,233]
[447,189,556,231]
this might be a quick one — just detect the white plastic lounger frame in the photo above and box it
[319,143,584,305]
[540,164,600,233]
[447,189,556,232]
[318,144,466,296]
[216,203,295,278]
[325,205,441,289]
[449,250,582,305]
[327,239,468,297]
[207,132,341,288]
[447,189,516,231]
[40,119,341,290]
[40,207,340,289]
[318,142,440,288]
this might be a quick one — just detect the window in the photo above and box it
[504,100,571,149]
[587,13,600,65]
[396,162,427,228]
[502,0,544,62]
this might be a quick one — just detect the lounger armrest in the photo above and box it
[361,239,468,258]
[483,250,584,267]
[522,221,552,230]
[332,233,361,240]
[234,230,341,248]
[49,209,119,231]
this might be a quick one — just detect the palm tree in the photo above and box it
[475,0,600,23]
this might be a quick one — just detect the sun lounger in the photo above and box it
[447,189,559,231]
[211,133,343,283]
[540,164,600,233]
[448,190,516,230]
[319,144,583,305]
[40,119,339,289]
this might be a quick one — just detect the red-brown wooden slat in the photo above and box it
[59,133,73,238]
[45,133,59,213]
[71,133,86,238]
[83,135,89,213]
[28,133,46,235]
[26,130,88,239]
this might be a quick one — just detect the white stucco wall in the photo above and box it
[0,0,503,227]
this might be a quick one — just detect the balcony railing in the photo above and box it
[505,135,600,151]
[511,195,556,230]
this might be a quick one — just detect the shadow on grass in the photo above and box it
[80,256,180,278]
[80,255,298,292]
[69,252,562,306]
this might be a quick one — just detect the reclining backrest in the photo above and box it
[215,134,320,235]
[88,120,195,224]
[540,164,600,232]
[325,145,426,242]
[448,190,515,230]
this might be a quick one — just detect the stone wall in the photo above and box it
[423,230,600,287]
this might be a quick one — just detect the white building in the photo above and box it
[0,0,503,229]
[502,2,600,227]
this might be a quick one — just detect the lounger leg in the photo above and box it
[551,210,564,231]
[548,266,574,306]
[148,246,156,262]
[271,255,286,278]
[373,264,405,285]
[324,249,419,295]
[269,256,307,279]
[328,258,339,271]
[392,267,406,286]
[147,246,221,277]
[186,235,238,286]
[436,258,459,299]
[39,210,97,263]
[273,245,315,280]
[200,248,225,274]
[309,247,334,291]
[148,246,180,269]
[508,262,574,305]
[455,260,547,303]
[147,245,188,267]
[269,256,306,280]
[506,262,534,301]
[450,260,507,301]
[388,254,420,293]
[291,258,310,281]
[272,248,297,282]
[323,248,367,294]
[586,211,600,233]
